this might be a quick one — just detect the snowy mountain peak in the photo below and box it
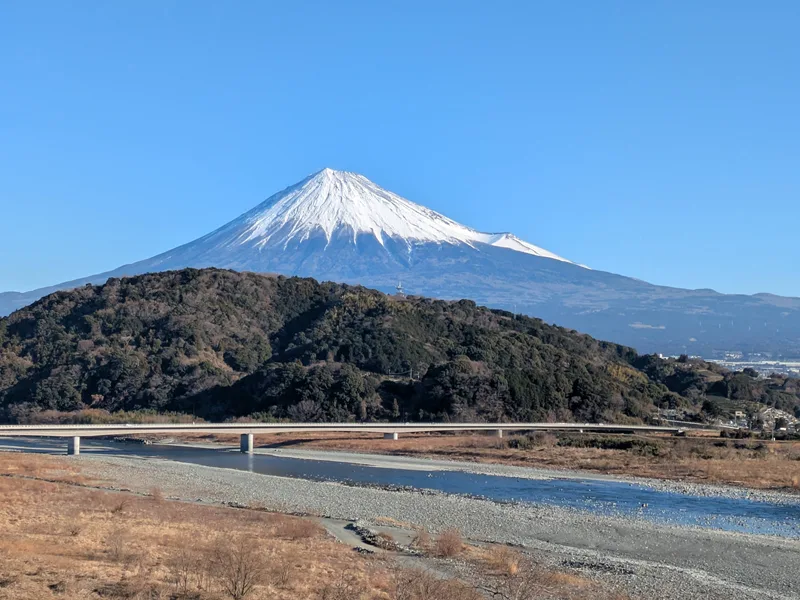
[214,169,578,265]
[316,167,352,178]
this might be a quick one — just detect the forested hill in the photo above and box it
[0,268,797,424]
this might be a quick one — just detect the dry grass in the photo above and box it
[474,546,631,600]
[390,567,482,600]
[319,573,369,600]
[0,454,383,600]
[207,431,800,491]
[374,516,417,529]
[0,451,91,483]
[271,513,326,539]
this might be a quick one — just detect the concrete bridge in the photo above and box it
[0,422,685,455]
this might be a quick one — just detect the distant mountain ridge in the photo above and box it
[2,168,799,357]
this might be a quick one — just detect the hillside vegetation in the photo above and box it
[0,268,798,423]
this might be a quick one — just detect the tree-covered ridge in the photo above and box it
[0,268,797,423]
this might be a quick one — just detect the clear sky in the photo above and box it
[1,1,798,296]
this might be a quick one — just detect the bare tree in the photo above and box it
[270,555,293,589]
[167,546,196,597]
[287,400,323,422]
[210,535,267,600]
[105,526,135,565]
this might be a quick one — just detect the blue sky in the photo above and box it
[1,1,798,296]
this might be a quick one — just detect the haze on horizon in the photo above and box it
[1,2,799,297]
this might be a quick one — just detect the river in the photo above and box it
[2,437,798,539]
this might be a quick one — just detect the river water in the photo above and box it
[3,437,799,538]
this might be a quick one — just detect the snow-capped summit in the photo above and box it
[218,168,576,264]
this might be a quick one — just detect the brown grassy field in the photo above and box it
[0,454,383,599]
[0,453,627,600]
[167,431,800,492]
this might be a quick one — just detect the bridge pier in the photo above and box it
[240,433,254,454]
[67,436,80,456]
[383,432,399,440]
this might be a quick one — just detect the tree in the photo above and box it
[701,398,724,418]
[287,400,323,422]
[211,535,266,600]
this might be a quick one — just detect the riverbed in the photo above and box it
[3,437,800,599]
[3,437,797,539]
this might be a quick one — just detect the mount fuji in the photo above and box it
[135,167,580,271]
[2,168,799,356]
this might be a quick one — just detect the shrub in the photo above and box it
[485,545,521,576]
[557,435,663,456]
[507,432,559,450]
[411,528,432,552]
[435,528,463,558]
[506,435,534,450]
[110,497,131,515]
[721,429,754,439]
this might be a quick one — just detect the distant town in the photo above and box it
[710,354,800,377]
[658,352,800,378]
[650,351,800,435]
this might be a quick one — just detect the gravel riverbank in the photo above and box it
[80,454,800,600]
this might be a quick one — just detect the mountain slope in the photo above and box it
[0,269,648,422]
[2,169,799,356]
[2,269,797,423]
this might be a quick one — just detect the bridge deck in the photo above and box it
[0,422,685,438]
